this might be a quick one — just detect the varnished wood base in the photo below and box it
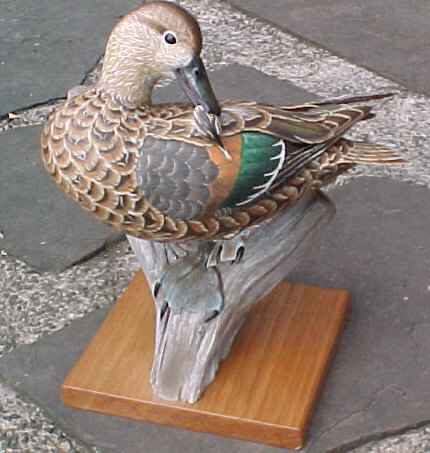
[62,271,349,449]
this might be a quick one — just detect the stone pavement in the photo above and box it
[0,0,429,452]
[228,0,430,95]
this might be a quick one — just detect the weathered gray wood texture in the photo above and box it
[128,191,335,403]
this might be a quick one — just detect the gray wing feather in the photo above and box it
[136,137,219,219]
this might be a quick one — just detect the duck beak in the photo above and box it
[175,56,221,116]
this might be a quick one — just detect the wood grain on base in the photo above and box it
[62,271,349,449]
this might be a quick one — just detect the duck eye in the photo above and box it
[164,32,177,45]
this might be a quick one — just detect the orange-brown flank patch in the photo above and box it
[204,134,242,213]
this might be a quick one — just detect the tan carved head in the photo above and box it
[98,2,206,106]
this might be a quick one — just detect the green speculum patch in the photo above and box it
[221,132,284,208]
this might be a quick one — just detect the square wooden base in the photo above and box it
[62,271,349,449]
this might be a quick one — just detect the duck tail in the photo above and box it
[313,92,395,107]
[340,141,407,164]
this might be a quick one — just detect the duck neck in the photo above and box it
[98,61,160,107]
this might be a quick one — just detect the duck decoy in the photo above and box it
[41,1,404,305]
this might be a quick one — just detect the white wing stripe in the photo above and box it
[236,139,286,206]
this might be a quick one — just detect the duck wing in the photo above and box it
[144,95,402,214]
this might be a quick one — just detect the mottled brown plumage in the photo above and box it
[40,2,404,242]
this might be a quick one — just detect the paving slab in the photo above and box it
[154,64,316,105]
[0,0,141,116]
[289,177,430,451]
[0,177,428,452]
[227,0,430,95]
[0,65,314,272]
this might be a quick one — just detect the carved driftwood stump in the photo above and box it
[128,191,335,403]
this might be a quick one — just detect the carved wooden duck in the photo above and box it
[41,1,404,255]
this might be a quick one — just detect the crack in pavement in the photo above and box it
[308,386,390,449]
[336,420,430,453]
[307,384,430,453]
[309,383,429,452]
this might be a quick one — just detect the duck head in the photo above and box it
[98,1,220,115]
